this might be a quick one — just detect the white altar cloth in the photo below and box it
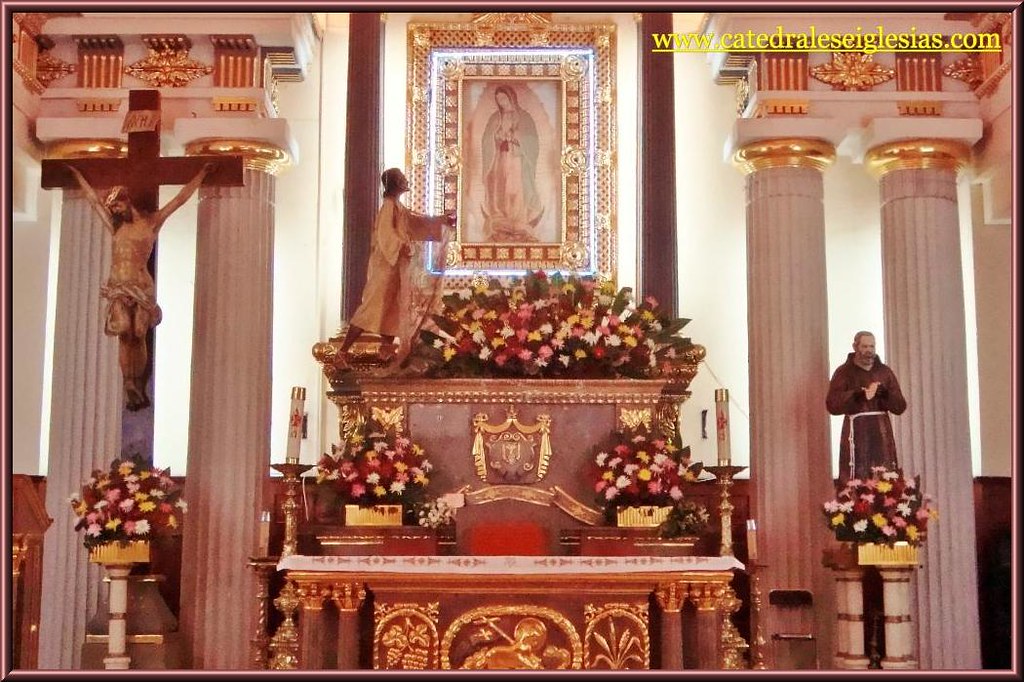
[278,554,744,574]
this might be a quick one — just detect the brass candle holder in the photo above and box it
[271,462,312,558]
[748,561,769,669]
[704,464,747,557]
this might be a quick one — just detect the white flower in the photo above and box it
[478,347,492,361]
[174,499,188,512]
[539,323,553,335]
[607,334,622,347]
[615,475,631,489]
[582,331,599,346]
[68,493,81,504]
[623,464,639,475]
[558,355,571,367]
[366,472,381,485]
[133,519,151,535]
[150,488,166,499]
[595,451,608,466]
[823,501,840,513]
[94,500,108,509]
[433,338,444,349]
[389,481,406,494]
[500,326,515,338]
[896,502,912,517]
[472,329,487,344]
[853,519,868,532]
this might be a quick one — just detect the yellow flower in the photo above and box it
[637,469,652,481]
[491,337,505,348]
[567,314,580,325]
[665,443,678,453]
[118,463,134,476]
[394,462,408,473]
[574,349,587,359]
[602,471,614,481]
[105,518,122,530]
[443,346,457,362]
[414,473,428,485]
[636,451,650,463]
[623,336,637,348]
[641,310,655,321]
[411,444,424,455]
[906,525,919,540]
[484,310,497,320]
[134,492,150,502]
[139,470,151,479]
[830,513,845,527]
[139,501,156,512]
[167,515,177,528]
[527,330,542,342]
[871,513,887,528]
[876,481,892,493]
[469,321,482,333]
[374,485,386,497]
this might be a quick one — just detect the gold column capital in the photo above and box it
[733,137,836,175]
[44,139,127,159]
[185,138,291,176]
[864,138,971,178]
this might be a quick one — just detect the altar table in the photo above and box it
[274,554,746,670]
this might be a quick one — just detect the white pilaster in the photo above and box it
[869,141,982,669]
[178,167,276,669]
[38,190,123,669]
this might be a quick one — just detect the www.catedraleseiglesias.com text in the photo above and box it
[651,25,1002,54]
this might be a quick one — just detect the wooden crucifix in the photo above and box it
[41,90,243,448]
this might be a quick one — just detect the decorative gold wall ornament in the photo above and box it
[618,408,652,431]
[654,400,679,442]
[441,605,582,669]
[550,486,603,525]
[560,242,587,270]
[374,602,440,669]
[75,98,121,113]
[733,138,836,174]
[329,581,366,612]
[464,484,554,507]
[73,35,123,89]
[472,13,553,27]
[583,602,649,669]
[943,54,985,89]
[125,35,212,88]
[34,50,75,89]
[212,97,260,113]
[371,405,405,434]
[864,138,970,178]
[185,139,291,176]
[810,52,895,91]
[897,101,943,116]
[472,406,552,483]
[754,98,810,116]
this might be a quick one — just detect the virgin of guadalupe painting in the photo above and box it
[481,84,544,242]
[463,80,560,245]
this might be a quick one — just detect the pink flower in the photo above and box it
[538,345,554,359]
[915,508,930,521]
[604,487,620,501]
[105,488,122,503]
[124,521,136,535]
[644,295,659,307]
[350,483,366,498]
[518,349,533,361]
[595,481,607,492]
[892,516,908,528]
[882,525,897,537]
[86,524,102,537]
[86,512,100,524]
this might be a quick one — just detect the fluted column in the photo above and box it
[38,141,126,669]
[865,139,981,669]
[733,138,837,665]
[178,141,289,669]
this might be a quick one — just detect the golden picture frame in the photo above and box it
[406,15,617,281]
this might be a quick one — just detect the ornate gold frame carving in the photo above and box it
[583,602,649,669]
[472,406,552,482]
[374,602,440,670]
[441,604,583,669]
[406,17,617,281]
[809,52,895,91]
[125,34,212,88]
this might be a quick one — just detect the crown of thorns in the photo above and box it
[103,186,130,208]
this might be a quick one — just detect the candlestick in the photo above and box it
[286,386,306,464]
[258,510,271,556]
[746,519,758,563]
[714,388,731,466]
[270,462,312,558]
[705,464,747,557]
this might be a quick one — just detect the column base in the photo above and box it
[103,654,131,670]
[833,654,869,669]
[881,657,918,670]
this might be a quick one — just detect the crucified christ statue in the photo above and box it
[66,161,215,411]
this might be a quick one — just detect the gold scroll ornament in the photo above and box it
[472,406,552,484]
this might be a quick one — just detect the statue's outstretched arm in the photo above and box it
[65,165,116,234]
[154,162,216,231]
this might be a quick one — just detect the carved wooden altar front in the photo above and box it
[273,555,744,671]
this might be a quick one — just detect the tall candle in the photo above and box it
[286,386,306,464]
[746,519,758,563]
[714,388,731,466]
[258,510,271,556]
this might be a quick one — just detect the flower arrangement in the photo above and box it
[316,428,433,507]
[416,270,695,379]
[415,497,458,529]
[659,499,712,539]
[823,465,937,546]
[591,428,704,512]
[69,458,187,551]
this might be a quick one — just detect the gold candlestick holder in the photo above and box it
[271,462,312,558]
[748,561,769,669]
[704,464,747,557]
